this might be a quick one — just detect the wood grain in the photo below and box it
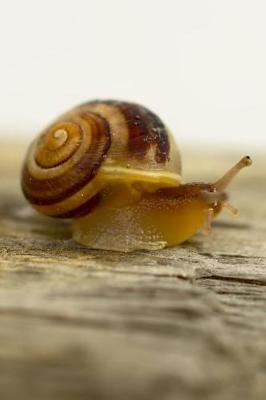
[0,141,265,400]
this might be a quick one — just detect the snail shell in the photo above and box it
[21,100,182,220]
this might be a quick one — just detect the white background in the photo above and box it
[0,0,265,151]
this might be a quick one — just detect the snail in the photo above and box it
[21,100,252,252]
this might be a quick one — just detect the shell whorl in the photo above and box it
[22,100,182,219]
[22,110,111,218]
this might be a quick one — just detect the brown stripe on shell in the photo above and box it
[53,193,100,219]
[88,100,170,164]
[78,100,130,161]
[22,111,111,206]
[117,102,150,158]
[140,107,170,163]
[81,100,151,159]
[82,100,170,163]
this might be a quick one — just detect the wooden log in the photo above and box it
[0,141,265,400]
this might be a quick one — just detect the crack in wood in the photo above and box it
[198,274,266,287]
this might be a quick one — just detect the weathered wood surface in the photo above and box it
[0,141,265,400]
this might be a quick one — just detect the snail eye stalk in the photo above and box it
[213,156,252,192]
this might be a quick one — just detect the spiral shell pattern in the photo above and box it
[22,100,181,218]
[22,110,111,218]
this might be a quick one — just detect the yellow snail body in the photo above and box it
[21,100,252,252]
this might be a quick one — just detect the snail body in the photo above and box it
[21,100,252,252]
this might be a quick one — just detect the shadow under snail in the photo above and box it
[21,100,252,252]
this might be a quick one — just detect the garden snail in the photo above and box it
[21,100,252,252]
